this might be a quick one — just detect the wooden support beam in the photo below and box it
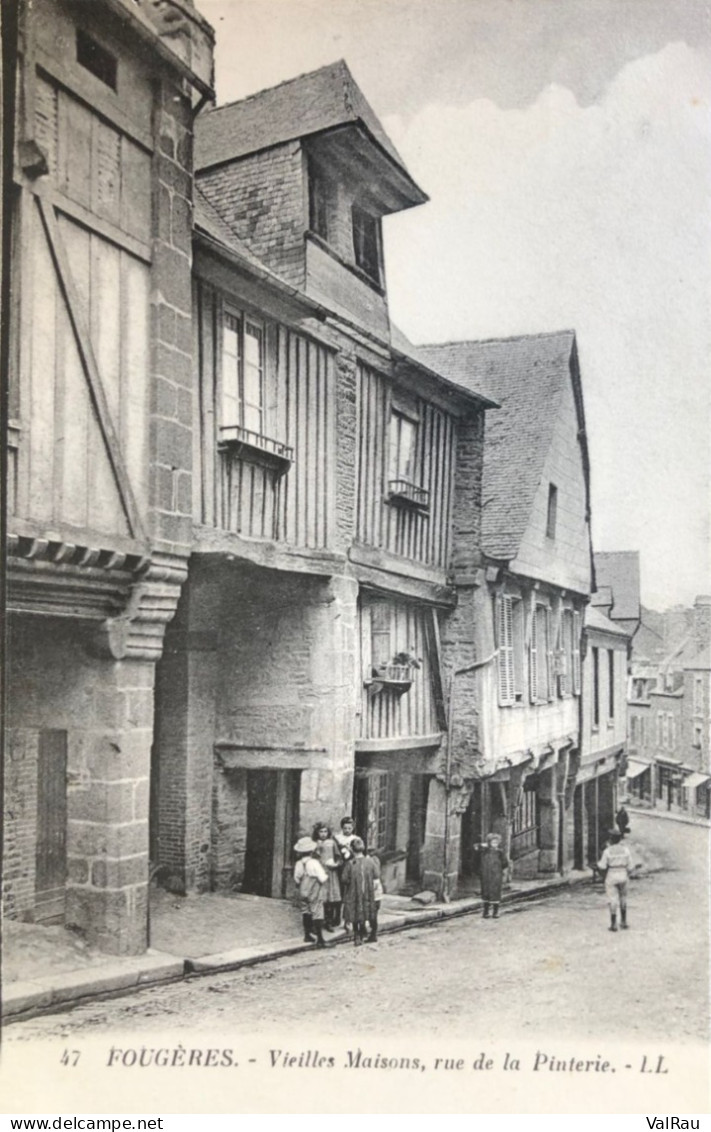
[36,193,146,543]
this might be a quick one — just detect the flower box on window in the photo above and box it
[387,479,430,512]
[365,652,421,695]
[218,425,293,475]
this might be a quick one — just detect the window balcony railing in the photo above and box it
[365,663,415,695]
[386,479,430,512]
[218,425,293,475]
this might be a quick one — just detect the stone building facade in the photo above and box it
[4,0,214,952]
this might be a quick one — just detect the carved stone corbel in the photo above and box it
[90,551,189,662]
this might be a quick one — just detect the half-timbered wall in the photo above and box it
[195,280,335,549]
[357,596,440,742]
[355,364,456,570]
[12,68,152,539]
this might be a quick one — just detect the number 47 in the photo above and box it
[60,1050,81,1067]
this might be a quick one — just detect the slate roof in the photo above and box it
[585,606,631,637]
[593,552,641,623]
[418,330,580,560]
[389,324,499,410]
[195,59,407,172]
[194,187,265,269]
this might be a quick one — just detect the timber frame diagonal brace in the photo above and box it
[36,192,147,543]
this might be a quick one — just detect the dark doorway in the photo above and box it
[35,729,67,924]
[242,769,300,897]
[573,784,585,870]
[460,782,483,881]
[406,774,429,884]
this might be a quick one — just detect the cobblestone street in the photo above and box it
[8,812,708,1046]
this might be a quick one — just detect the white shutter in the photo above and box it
[497,594,515,706]
[546,607,554,700]
[572,611,581,694]
[529,602,538,703]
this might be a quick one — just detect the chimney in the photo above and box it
[693,595,711,652]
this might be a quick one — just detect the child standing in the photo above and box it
[476,832,510,919]
[312,823,342,930]
[342,837,380,945]
[293,836,328,948]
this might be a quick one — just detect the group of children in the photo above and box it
[293,817,383,948]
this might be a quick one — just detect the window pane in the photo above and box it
[243,403,262,433]
[244,324,262,367]
[243,362,263,406]
[398,417,416,480]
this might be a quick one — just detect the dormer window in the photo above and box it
[352,205,381,284]
[308,157,330,240]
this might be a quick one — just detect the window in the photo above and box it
[656,712,663,748]
[630,716,638,746]
[497,593,524,706]
[308,157,329,240]
[668,714,675,749]
[76,29,117,90]
[694,723,703,749]
[592,646,600,727]
[546,483,558,539]
[530,604,551,703]
[389,411,417,484]
[608,649,615,719]
[221,311,265,436]
[694,676,703,715]
[511,779,538,857]
[370,602,391,670]
[557,609,576,697]
[363,773,397,852]
[352,205,381,284]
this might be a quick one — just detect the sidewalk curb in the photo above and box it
[627,805,710,830]
[1,873,591,1025]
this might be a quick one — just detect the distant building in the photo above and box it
[626,596,711,819]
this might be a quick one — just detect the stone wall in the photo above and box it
[4,617,155,953]
[150,74,197,553]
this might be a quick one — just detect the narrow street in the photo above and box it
[7,813,708,1046]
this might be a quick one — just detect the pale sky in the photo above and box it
[198,0,711,610]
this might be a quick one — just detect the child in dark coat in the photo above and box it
[476,832,510,919]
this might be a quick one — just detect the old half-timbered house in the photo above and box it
[3,0,214,952]
[419,331,593,887]
[577,605,630,867]
[149,61,494,903]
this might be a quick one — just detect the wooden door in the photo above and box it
[242,770,277,896]
[35,730,67,924]
[243,770,300,897]
[271,771,301,898]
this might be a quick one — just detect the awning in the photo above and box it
[683,772,711,792]
[626,760,650,781]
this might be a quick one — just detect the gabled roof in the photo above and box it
[585,606,631,638]
[389,324,499,412]
[419,330,588,561]
[196,59,410,175]
[593,551,641,623]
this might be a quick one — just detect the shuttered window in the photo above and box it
[497,594,523,706]
[530,604,550,703]
[497,594,515,706]
[572,611,581,695]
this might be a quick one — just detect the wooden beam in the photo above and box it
[36,193,146,542]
